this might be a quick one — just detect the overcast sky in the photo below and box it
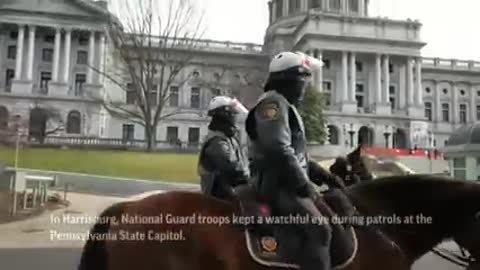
[195,0,480,61]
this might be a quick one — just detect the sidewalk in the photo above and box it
[0,193,123,248]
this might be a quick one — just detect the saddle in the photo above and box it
[234,185,358,269]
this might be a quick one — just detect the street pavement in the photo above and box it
[0,187,471,270]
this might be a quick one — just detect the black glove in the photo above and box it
[297,183,317,200]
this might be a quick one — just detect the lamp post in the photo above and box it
[347,123,355,148]
[383,125,391,148]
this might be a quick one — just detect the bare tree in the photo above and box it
[29,102,65,144]
[90,0,205,151]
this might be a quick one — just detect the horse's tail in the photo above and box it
[78,201,127,270]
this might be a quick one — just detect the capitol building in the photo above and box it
[0,0,479,152]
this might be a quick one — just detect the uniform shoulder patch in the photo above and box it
[259,101,280,120]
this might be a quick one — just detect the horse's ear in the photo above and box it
[348,144,363,160]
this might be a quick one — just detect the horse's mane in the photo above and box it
[347,174,480,215]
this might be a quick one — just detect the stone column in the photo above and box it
[342,51,348,102]
[325,0,330,11]
[375,54,382,103]
[382,55,390,104]
[349,52,356,102]
[283,0,289,16]
[271,1,277,22]
[98,33,106,84]
[470,84,476,122]
[52,28,61,82]
[341,0,347,13]
[14,25,25,80]
[434,81,441,121]
[317,50,323,92]
[26,26,36,81]
[87,31,96,84]
[359,0,365,15]
[407,57,414,106]
[452,83,459,124]
[63,29,72,83]
[415,58,423,106]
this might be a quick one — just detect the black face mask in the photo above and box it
[264,78,308,106]
[208,110,238,137]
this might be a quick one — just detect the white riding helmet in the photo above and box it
[207,96,248,116]
[269,51,323,75]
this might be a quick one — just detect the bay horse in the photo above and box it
[454,218,480,269]
[330,145,480,269]
[79,175,480,270]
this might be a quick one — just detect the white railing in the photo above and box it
[422,57,480,71]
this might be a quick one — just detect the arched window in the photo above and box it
[327,125,339,145]
[0,106,8,129]
[66,111,81,134]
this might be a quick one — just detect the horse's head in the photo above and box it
[347,176,480,264]
[330,144,374,185]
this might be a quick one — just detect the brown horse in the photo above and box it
[454,218,480,269]
[330,146,480,269]
[79,175,480,270]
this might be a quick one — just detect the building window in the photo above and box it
[309,0,321,8]
[122,124,135,142]
[443,88,448,94]
[389,86,396,110]
[79,36,89,46]
[477,105,480,121]
[9,31,18,39]
[212,88,222,96]
[66,111,81,134]
[425,102,432,121]
[40,72,51,94]
[188,127,200,145]
[276,0,283,17]
[42,48,53,62]
[348,0,359,12]
[44,35,55,43]
[355,61,363,72]
[169,86,179,107]
[459,104,467,123]
[355,84,364,108]
[5,69,15,92]
[425,87,431,94]
[74,74,86,96]
[125,83,136,104]
[166,126,179,143]
[460,89,465,96]
[323,81,332,106]
[289,0,301,13]
[453,157,466,180]
[330,0,341,11]
[148,89,157,107]
[7,46,16,59]
[323,59,331,69]
[441,103,449,122]
[389,64,394,73]
[77,51,88,65]
[190,87,200,108]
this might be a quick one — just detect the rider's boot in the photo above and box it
[298,198,333,270]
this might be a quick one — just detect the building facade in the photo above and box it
[0,0,479,151]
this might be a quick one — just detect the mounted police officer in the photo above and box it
[246,51,343,270]
[198,96,250,201]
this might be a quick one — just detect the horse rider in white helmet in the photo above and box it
[198,96,250,200]
[246,51,346,270]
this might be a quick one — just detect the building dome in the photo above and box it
[447,122,480,146]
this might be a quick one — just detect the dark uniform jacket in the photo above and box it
[198,130,250,196]
[246,91,344,199]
